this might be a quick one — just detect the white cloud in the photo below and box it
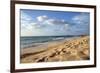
[37,15,48,22]
[72,13,90,25]
[70,13,90,35]
[21,11,34,30]
[21,14,71,36]
[45,19,67,25]
[21,12,32,22]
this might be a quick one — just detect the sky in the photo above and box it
[20,9,90,36]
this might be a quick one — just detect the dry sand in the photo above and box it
[20,36,90,63]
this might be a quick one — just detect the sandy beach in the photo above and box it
[20,36,90,63]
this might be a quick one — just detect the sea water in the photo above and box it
[20,36,76,49]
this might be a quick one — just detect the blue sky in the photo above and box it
[20,9,90,36]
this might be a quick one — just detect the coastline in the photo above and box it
[20,37,75,55]
[21,36,90,63]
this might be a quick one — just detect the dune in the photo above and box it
[20,36,90,63]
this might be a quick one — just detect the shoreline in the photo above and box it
[21,36,90,63]
[21,37,78,55]
[21,36,79,49]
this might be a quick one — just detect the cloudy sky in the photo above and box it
[20,9,90,36]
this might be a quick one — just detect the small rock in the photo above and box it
[83,49,89,56]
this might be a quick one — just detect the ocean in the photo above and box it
[20,36,77,49]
